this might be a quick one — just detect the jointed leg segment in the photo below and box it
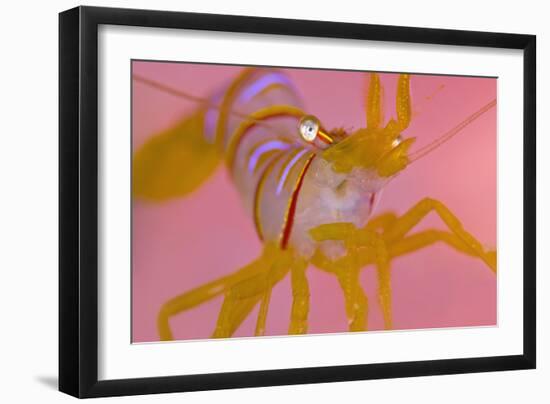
[212,245,293,338]
[288,258,310,335]
[157,256,265,340]
[383,198,496,272]
[336,265,369,332]
[158,243,294,340]
[310,197,496,333]
[158,197,495,340]
[374,237,392,329]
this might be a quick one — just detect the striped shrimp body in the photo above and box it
[133,67,497,339]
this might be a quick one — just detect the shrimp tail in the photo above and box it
[133,109,221,201]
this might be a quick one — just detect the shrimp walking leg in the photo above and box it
[157,262,261,341]
[389,229,487,259]
[308,247,370,332]
[254,287,274,337]
[309,223,372,331]
[383,198,497,273]
[227,296,264,337]
[288,258,310,335]
[340,232,370,332]
[374,237,392,329]
[374,212,496,329]
[377,201,497,327]
[336,265,369,331]
[364,212,398,232]
[309,200,495,331]
[212,245,294,338]
[158,243,289,340]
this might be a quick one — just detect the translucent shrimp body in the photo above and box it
[202,68,401,257]
[291,160,387,259]
[134,68,409,257]
[133,67,497,340]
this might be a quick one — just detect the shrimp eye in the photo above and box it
[392,135,403,148]
[299,115,321,142]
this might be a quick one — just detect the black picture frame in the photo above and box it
[59,5,536,398]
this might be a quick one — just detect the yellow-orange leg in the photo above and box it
[157,257,265,341]
[364,226,489,330]
[337,221,392,329]
[373,202,497,330]
[254,287,273,337]
[314,228,493,276]
[389,229,485,260]
[310,199,495,332]
[343,232,370,331]
[365,212,398,232]
[255,252,308,337]
[383,198,496,273]
[307,250,369,332]
[288,258,310,334]
[212,245,294,338]
[158,243,290,341]
[373,237,392,329]
[212,273,266,338]
[228,296,264,337]
[378,198,497,327]
[310,223,370,332]
[336,265,369,332]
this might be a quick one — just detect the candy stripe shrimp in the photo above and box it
[132,67,497,340]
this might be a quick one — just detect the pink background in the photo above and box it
[131,61,497,343]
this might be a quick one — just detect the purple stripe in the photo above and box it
[204,92,224,143]
[248,140,290,173]
[238,73,292,104]
[276,149,308,195]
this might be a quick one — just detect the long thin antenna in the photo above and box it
[133,74,212,105]
[132,74,297,135]
[409,99,496,163]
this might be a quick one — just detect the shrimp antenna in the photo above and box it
[408,99,496,164]
[132,74,292,134]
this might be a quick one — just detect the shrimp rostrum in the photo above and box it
[133,67,497,340]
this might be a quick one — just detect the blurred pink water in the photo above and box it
[131,61,497,343]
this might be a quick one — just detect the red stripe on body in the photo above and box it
[280,155,316,249]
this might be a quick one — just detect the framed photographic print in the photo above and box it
[59,6,536,398]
